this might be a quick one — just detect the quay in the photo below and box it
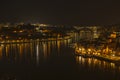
[75,48,120,65]
[0,36,71,44]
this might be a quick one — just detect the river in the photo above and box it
[0,38,120,80]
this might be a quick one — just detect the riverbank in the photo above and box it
[75,50,120,65]
[0,36,71,44]
[93,55,120,63]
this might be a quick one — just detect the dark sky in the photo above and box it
[0,0,120,25]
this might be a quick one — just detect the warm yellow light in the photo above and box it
[82,48,85,51]
[97,53,100,55]
[110,33,116,38]
[79,48,81,51]
[88,48,91,52]
[19,30,23,33]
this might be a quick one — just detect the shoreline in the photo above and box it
[75,51,120,65]
[0,36,72,44]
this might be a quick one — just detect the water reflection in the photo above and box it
[0,39,72,65]
[36,44,39,65]
[76,56,120,72]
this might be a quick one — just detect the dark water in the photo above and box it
[0,39,120,80]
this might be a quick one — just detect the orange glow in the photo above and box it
[110,33,116,38]
[19,30,23,33]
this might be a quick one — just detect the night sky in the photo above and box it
[0,0,120,25]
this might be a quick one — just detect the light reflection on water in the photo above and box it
[0,39,120,69]
[76,56,120,72]
[0,39,72,65]
[0,39,120,80]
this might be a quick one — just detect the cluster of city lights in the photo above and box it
[75,46,115,56]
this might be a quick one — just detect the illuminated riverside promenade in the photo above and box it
[75,43,120,65]
[76,48,120,62]
[73,26,120,65]
[0,36,72,44]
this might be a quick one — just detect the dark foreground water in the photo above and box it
[0,39,120,80]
